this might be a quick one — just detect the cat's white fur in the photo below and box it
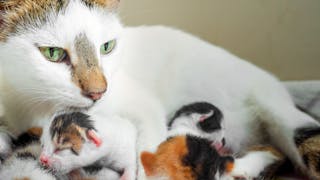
[0,0,319,179]
[41,112,137,180]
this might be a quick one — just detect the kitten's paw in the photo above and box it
[0,132,12,163]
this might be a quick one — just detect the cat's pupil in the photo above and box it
[49,48,54,58]
[104,43,109,51]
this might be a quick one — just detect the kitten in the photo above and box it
[166,103,285,179]
[1,0,320,179]
[40,112,136,180]
[141,135,235,180]
[141,135,286,180]
[168,102,226,152]
[0,127,58,180]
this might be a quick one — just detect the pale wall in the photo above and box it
[119,0,320,80]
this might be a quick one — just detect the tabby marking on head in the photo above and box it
[0,0,119,41]
[49,112,98,155]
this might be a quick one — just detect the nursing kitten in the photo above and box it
[166,103,285,179]
[141,135,286,180]
[40,112,136,180]
[168,102,226,151]
[1,0,320,179]
[141,135,235,180]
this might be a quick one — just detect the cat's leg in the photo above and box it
[136,114,167,180]
[230,145,285,179]
[252,79,320,179]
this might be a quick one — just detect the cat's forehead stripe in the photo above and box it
[74,33,98,67]
[0,0,119,41]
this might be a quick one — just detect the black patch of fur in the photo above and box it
[294,126,320,146]
[83,162,104,174]
[16,152,37,160]
[12,131,40,148]
[169,102,223,133]
[50,112,96,139]
[183,135,234,180]
[302,154,310,168]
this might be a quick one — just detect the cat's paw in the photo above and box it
[0,132,12,163]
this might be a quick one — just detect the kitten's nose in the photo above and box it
[40,154,50,166]
[84,90,106,101]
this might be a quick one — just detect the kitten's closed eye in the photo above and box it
[50,112,102,156]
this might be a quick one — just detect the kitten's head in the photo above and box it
[141,135,234,180]
[168,102,225,150]
[40,112,101,172]
[0,0,122,110]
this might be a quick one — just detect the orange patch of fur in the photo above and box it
[0,0,64,41]
[141,136,195,180]
[14,177,31,180]
[27,127,43,137]
[72,66,107,95]
[225,161,234,173]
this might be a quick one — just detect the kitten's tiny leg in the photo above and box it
[231,145,284,179]
[0,130,12,163]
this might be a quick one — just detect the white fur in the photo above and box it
[231,151,281,179]
[0,143,57,180]
[0,1,319,179]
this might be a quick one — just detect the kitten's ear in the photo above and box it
[86,129,102,147]
[141,151,156,176]
[221,156,235,173]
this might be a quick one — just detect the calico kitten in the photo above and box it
[141,135,287,180]
[141,135,235,180]
[40,112,136,180]
[168,102,226,151]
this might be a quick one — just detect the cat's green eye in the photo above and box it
[100,39,116,55]
[39,47,67,62]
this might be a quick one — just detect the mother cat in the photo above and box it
[0,0,319,179]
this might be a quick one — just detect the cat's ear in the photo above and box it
[141,151,156,176]
[84,0,120,9]
[220,156,235,173]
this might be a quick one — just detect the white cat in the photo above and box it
[0,0,319,179]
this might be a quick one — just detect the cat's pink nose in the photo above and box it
[40,154,50,166]
[85,91,105,101]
